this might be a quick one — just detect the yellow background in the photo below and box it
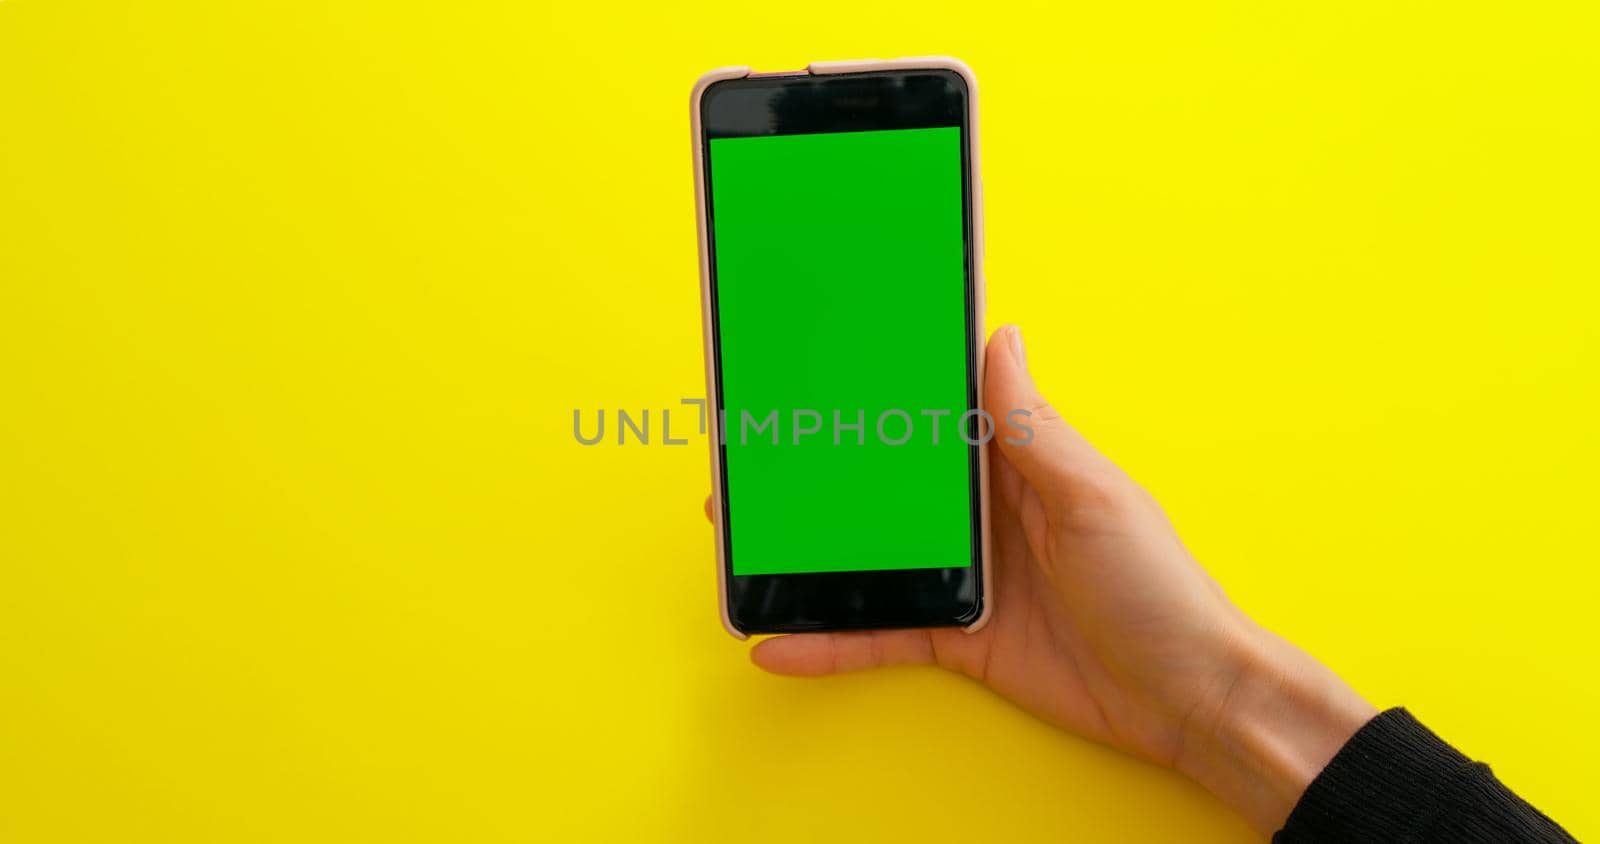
[2,2,1596,841]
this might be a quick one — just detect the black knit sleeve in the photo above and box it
[1273,708,1576,843]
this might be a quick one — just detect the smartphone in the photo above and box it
[691,57,990,638]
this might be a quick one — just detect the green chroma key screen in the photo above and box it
[708,126,975,576]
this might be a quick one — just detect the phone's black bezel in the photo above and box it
[700,68,983,634]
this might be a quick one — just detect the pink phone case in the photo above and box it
[691,57,992,640]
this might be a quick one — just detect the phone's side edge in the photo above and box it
[691,66,753,641]
[961,59,993,636]
[810,57,993,635]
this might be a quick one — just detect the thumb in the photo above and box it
[983,325,1119,505]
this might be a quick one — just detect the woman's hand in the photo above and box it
[708,325,1376,833]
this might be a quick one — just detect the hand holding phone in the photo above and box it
[730,325,1378,835]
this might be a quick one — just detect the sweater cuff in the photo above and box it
[1275,707,1470,841]
[1274,707,1575,843]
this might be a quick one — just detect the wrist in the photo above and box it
[1174,619,1377,833]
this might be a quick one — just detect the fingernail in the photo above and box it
[1010,325,1027,365]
